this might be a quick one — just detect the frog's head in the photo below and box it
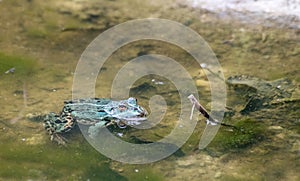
[112,97,148,127]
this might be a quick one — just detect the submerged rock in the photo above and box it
[227,75,299,114]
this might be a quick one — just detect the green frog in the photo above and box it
[44,97,148,144]
[227,75,299,114]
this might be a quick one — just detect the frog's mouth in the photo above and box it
[113,106,148,128]
[122,116,147,122]
[114,114,148,128]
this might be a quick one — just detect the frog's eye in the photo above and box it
[127,97,137,106]
[118,104,127,112]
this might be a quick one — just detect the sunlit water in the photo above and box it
[189,0,300,17]
[186,0,300,28]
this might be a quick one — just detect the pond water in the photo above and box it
[0,0,299,180]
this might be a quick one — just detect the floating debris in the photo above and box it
[4,67,15,74]
[200,63,207,68]
[151,79,164,85]
[116,133,123,137]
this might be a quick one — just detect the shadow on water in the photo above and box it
[0,140,126,180]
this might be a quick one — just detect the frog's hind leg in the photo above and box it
[43,113,59,136]
[44,112,76,145]
[87,121,107,139]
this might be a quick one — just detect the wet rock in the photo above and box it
[290,141,300,154]
[177,159,195,168]
[196,79,209,87]
[25,134,46,145]
[214,171,222,179]
[198,169,207,175]
[275,133,285,140]
[117,168,124,173]
[268,126,283,130]
[199,162,205,167]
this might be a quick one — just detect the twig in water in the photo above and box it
[188,94,237,129]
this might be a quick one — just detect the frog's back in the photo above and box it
[61,98,113,121]
[64,98,111,105]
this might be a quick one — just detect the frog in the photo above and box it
[226,75,299,114]
[44,97,148,144]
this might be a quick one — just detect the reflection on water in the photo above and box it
[189,0,300,17]
[0,0,299,180]
[186,0,300,28]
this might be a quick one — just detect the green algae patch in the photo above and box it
[0,141,126,180]
[127,168,164,181]
[82,165,127,181]
[26,28,49,39]
[0,53,38,79]
[207,118,266,155]
[116,166,165,181]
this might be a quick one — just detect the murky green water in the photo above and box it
[0,0,299,180]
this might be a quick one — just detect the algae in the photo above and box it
[83,165,127,181]
[0,53,38,79]
[26,28,49,39]
[126,168,165,181]
[207,118,266,154]
[0,141,125,180]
